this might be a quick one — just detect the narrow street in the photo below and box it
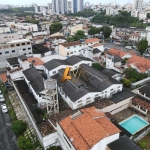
[0,102,19,150]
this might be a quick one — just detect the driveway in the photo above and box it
[0,102,19,150]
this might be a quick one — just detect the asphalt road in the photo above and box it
[0,102,19,150]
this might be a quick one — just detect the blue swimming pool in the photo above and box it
[119,115,149,135]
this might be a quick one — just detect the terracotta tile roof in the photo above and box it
[107,48,127,58]
[127,55,150,72]
[85,38,99,44]
[60,41,81,47]
[59,107,120,150]
[132,96,150,111]
[0,73,7,83]
[92,43,102,47]
[130,33,140,37]
[28,57,44,66]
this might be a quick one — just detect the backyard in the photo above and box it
[138,133,150,150]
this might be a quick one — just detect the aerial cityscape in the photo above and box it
[1,0,150,150]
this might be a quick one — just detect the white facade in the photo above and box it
[134,0,143,11]
[131,10,138,17]
[106,6,114,15]
[58,83,123,110]
[0,39,33,59]
[139,12,147,20]
[5,22,15,27]
[32,31,49,37]
[0,25,10,34]
[0,32,20,43]
[15,23,38,32]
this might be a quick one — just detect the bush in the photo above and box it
[12,120,27,137]
[122,78,131,87]
[17,136,33,150]
[138,141,146,148]
[47,146,62,150]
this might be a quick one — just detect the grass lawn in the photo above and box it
[138,135,150,150]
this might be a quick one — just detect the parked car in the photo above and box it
[1,104,8,113]
[0,91,4,102]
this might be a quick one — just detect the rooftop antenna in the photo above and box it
[44,79,59,115]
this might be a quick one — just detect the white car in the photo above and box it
[0,91,5,102]
[1,104,8,113]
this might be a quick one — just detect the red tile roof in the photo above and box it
[0,73,7,83]
[59,107,120,150]
[85,38,99,44]
[127,55,150,72]
[107,48,127,58]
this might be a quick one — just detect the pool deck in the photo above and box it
[114,107,150,124]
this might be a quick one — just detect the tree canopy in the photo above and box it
[137,38,148,55]
[91,10,146,28]
[147,13,150,18]
[99,26,112,38]
[26,19,39,25]
[67,9,97,17]
[67,30,86,42]
[50,22,63,34]
[88,27,100,35]
[17,136,33,150]
[0,7,34,13]
[12,120,27,137]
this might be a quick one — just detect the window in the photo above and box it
[79,50,81,52]
[16,44,20,46]
[77,103,83,107]
[11,45,14,47]
[22,43,25,46]
[95,94,99,97]
[24,53,27,55]
[87,63,90,65]
[27,42,30,45]
[67,53,69,55]
[74,51,76,53]
[53,71,56,74]
[117,86,120,89]
[28,48,31,50]
[86,100,91,104]
[105,91,107,93]
[110,89,113,91]
[86,97,90,100]
[67,47,70,49]
[74,46,76,48]
[28,52,31,54]
[5,51,9,54]
[4,37,7,38]
[65,94,67,99]
[70,52,73,54]
[23,48,26,51]
[78,100,82,103]
[12,50,15,53]
[0,52,2,55]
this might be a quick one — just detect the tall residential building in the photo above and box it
[52,0,68,14]
[72,0,84,13]
[85,2,90,8]
[48,3,51,10]
[106,6,114,15]
[134,0,143,11]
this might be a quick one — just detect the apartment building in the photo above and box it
[0,39,33,59]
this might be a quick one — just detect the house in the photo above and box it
[43,56,92,77]
[70,24,83,35]
[52,64,123,110]
[126,55,150,73]
[57,106,121,150]
[0,24,10,33]
[129,33,140,42]
[59,38,100,57]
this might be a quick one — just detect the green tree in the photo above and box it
[12,120,27,137]
[47,146,62,150]
[137,39,148,55]
[88,27,100,36]
[26,19,39,24]
[122,78,131,87]
[17,136,33,150]
[99,26,112,39]
[147,13,150,18]
[67,30,86,42]
[50,22,63,34]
